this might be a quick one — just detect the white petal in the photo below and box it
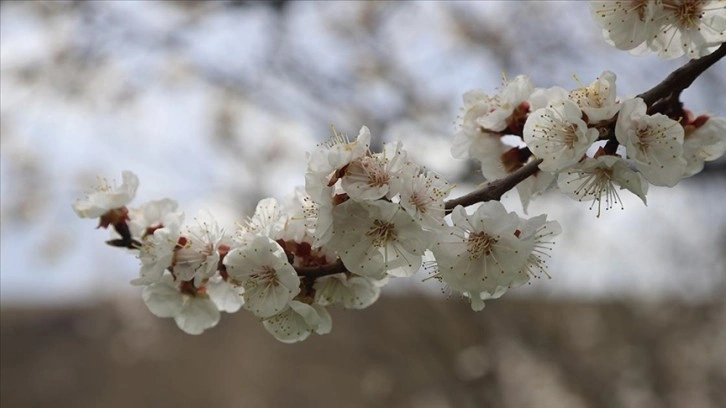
[142,278,184,318]
[314,274,381,309]
[683,117,726,177]
[243,277,299,318]
[207,278,244,313]
[261,301,317,343]
[174,298,220,335]
[72,170,139,218]
[524,100,598,172]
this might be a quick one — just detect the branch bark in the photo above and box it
[444,159,543,213]
[295,258,347,279]
[638,42,726,107]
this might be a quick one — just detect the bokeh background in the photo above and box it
[1,1,725,407]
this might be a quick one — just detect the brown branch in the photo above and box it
[106,221,142,249]
[444,158,543,213]
[295,258,347,279]
[638,42,726,107]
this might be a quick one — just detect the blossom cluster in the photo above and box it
[591,0,726,59]
[72,124,561,341]
[71,70,725,342]
[71,4,725,343]
[72,175,332,341]
[453,71,726,217]
[304,126,560,310]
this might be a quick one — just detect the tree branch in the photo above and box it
[295,44,726,280]
[444,159,543,213]
[295,258,347,279]
[638,42,726,107]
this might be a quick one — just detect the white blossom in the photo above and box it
[453,128,509,177]
[452,90,508,161]
[223,236,300,318]
[590,0,662,54]
[524,100,599,172]
[568,71,621,122]
[128,198,179,239]
[235,198,287,246]
[313,273,384,309]
[341,141,408,201]
[558,155,649,216]
[615,98,686,186]
[206,276,244,313]
[281,187,315,243]
[515,214,562,284]
[457,89,492,132]
[479,145,522,182]
[476,75,534,132]
[431,203,530,297]
[132,211,184,286]
[309,125,371,176]
[459,214,560,312]
[396,164,452,230]
[73,170,139,219]
[682,116,726,177]
[306,125,371,201]
[451,88,523,183]
[262,301,332,343]
[516,165,557,214]
[301,183,336,248]
[174,211,224,286]
[142,274,220,335]
[433,207,560,311]
[464,285,511,312]
[591,0,726,59]
[528,86,569,111]
[329,200,428,278]
[452,124,513,183]
[649,0,726,58]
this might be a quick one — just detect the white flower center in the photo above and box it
[255,266,280,286]
[562,124,579,148]
[409,192,428,214]
[360,157,390,187]
[366,219,397,247]
[636,121,677,154]
[467,231,497,260]
[632,0,650,21]
[668,0,703,29]
[534,112,580,150]
[572,167,623,217]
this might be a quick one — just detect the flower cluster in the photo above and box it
[306,126,443,279]
[304,126,561,310]
[453,70,726,217]
[431,203,560,311]
[590,0,726,59]
[73,123,562,340]
[71,3,725,343]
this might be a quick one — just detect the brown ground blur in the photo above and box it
[2,296,725,408]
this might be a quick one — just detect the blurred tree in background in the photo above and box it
[1,1,725,407]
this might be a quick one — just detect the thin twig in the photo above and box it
[444,159,543,213]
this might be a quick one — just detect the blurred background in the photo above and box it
[1,1,725,407]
